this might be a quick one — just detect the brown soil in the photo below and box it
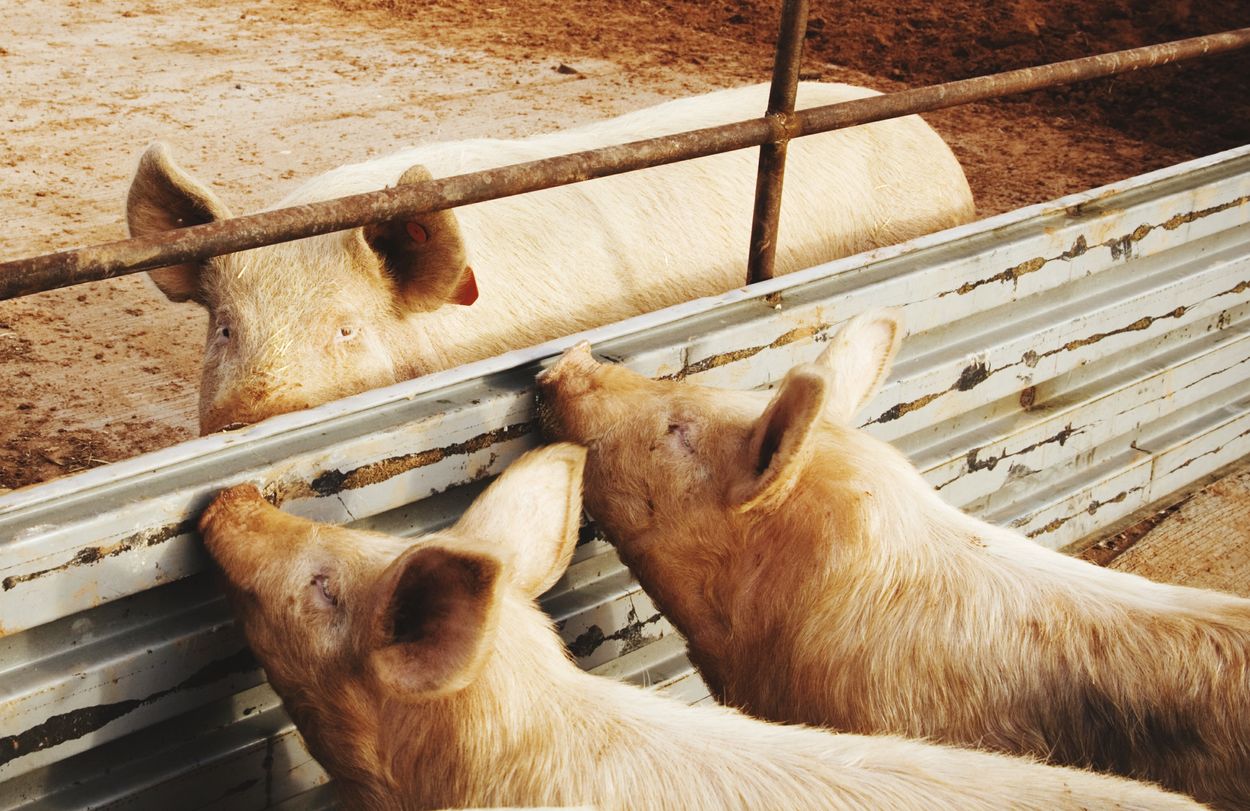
[2,0,1247,490]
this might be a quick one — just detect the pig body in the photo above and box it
[537,314,1250,810]
[201,446,1199,811]
[128,83,974,432]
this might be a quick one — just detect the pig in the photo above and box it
[198,445,1205,811]
[128,82,974,433]
[536,311,1250,810]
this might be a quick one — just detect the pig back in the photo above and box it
[274,82,973,372]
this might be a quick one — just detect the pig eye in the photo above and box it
[335,326,357,343]
[666,421,697,454]
[310,573,338,608]
[212,323,232,347]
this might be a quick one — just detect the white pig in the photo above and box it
[129,83,974,432]
[199,444,1202,810]
[536,312,1250,810]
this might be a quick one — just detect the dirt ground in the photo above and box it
[1,0,1248,490]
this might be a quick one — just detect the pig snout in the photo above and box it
[201,388,317,435]
[536,342,608,442]
[198,483,315,595]
[198,484,271,540]
[538,342,604,391]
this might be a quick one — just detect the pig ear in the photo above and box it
[814,309,904,422]
[731,366,829,512]
[453,443,586,598]
[363,164,478,313]
[368,543,503,698]
[127,142,232,304]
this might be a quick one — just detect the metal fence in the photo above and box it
[2,144,1249,807]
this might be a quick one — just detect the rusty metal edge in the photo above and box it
[746,0,809,285]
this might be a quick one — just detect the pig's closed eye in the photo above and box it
[310,574,338,608]
[666,422,696,454]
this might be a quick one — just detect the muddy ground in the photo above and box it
[2,0,1247,489]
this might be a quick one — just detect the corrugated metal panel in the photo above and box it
[1,145,1248,808]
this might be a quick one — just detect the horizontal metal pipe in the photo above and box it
[2,26,1249,301]
[746,0,809,285]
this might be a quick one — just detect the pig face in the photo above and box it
[198,444,586,764]
[128,143,479,433]
[537,311,904,550]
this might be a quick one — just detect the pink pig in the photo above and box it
[129,82,974,433]
[537,310,1250,809]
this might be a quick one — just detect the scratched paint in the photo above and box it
[1,520,192,593]
[0,648,256,768]
[269,421,534,505]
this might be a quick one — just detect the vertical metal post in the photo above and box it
[746,0,809,284]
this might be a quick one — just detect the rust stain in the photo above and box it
[1025,485,1144,539]
[1077,492,1196,567]
[1061,313,1175,352]
[0,646,256,767]
[1159,194,1250,231]
[865,271,1249,428]
[951,256,1046,297]
[1015,308,1188,372]
[662,322,825,381]
[1,520,193,592]
[955,360,991,391]
[1006,463,1038,481]
[1019,386,1038,410]
[1164,425,1250,477]
[875,389,944,424]
[940,195,1248,299]
[936,424,1079,491]
[1000,277,1248,381]
[1175,351,1250,397]
[269,421,535,504]
[567,607,664,659]
[875,358,997,424]
[1059,234,1089,259]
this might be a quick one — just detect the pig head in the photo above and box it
[198,444,585,808]
[536,311,904,695]
[128,143,477,433]
[128,83,977,435]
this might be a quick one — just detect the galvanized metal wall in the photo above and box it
[1,146,1248,808]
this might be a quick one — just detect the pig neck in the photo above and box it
[795,428,1250,622]
[769,431,1250,751]
[368,588,704,806]
[363,590,979,811]
[609,522,745,689]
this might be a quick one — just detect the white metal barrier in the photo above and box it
[1,146,1248,808]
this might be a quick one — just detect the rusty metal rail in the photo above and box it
[2,27,1249,301]
[746,0,809,285]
